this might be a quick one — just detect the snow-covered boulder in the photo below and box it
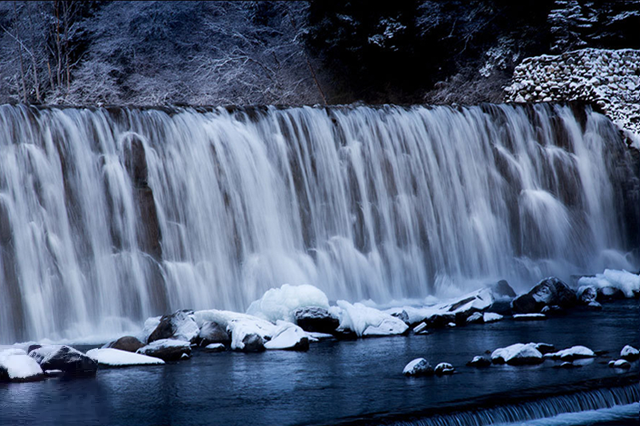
[483,312,503,323]
[577,286,598,304]
[434,362,455,375]
[334,301,408,337]
[529,277,577,309]
[29,345,97,377]
[294,306,340,334]
[491,343,544,365]
[264,321,309,351]
[403,358,434,377]
[609,359,631,369]
[467,356,491,368]
[0,349,44,382]
[198,321,231,346]
[147,310,200,343]
[194,309,275,351]
[546,345,596,361]
[621,345,639,361]
[246,284,330,323]
[86,348,165,367]
[203,343,226,353]
[103,336,145,353]
[578,270,640,299]
[137,339,192,361]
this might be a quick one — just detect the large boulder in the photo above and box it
[148,310,200,343]
[577,286,598,304]
[137,339,192,361]
[529,277,577,309]
[29,345,97,377]
[294,307,340,334]
[511,293,540,314]
[198,321,231,347]
[403,358,434,377]
[105,336,145,353]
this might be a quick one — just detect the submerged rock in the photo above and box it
[105,336,145,353]
[29,345,97,377]
[203,343,226,353]
[137,339,192,361]
[403,358,434,377]
[294,307,340,334]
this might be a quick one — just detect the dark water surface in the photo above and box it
[1,301,638,426]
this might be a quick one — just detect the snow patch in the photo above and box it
[578,269,640,298]
[334,300,408,337]
[264,321,308,350]
[86,348,165,366]
[246,284,329,323]
[0,348,44,380]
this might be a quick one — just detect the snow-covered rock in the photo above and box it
[403,358,434,377]
[86,348,165,367]
[577,286,598,304]
[546,345,596,361]
[264,321,309,351]
[293,306,340,334]
[246,283,330,323]
[578,270,640,299]
[609,359,631,369]
[528,277,577,309]
[103,336,145,353]
[203,343,226,353]
[194,309,276,351]
[334,301,408,337]
[621,345,639,361]
[491,343,544,365]
[198,321,231,346]
[0,349,44,382]
[147,310,200,343]
[434,362,455,375]
[29,345,97,376]
[467,356,491,368]
[483,312,503,323]
[466,312,484,324]
[137,339,192,361]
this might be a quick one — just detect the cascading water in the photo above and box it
[0,103,637,342]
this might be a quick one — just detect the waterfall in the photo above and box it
[387,385,639,426]
[0,103,637,342]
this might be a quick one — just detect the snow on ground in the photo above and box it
[504,48,640,148]
[0,348,44,380]
[86,348,165,366]
[334,300,408,337]
[246,284,330,323]
[578,269,640,298]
